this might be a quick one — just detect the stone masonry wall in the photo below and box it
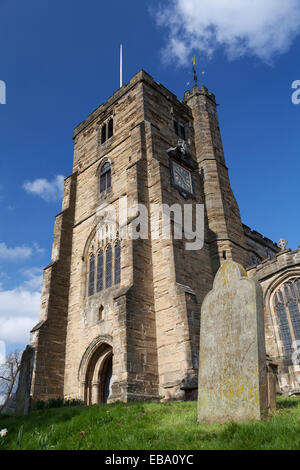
[63,74,159,402]
[141,79,214,398]
[30,174,76,400]
[185,86,250,274]
[243,224,280,266]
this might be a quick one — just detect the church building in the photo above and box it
[27,70,300,405]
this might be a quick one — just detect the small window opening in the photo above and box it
[101,124,107,144]
[173,118,179,136]
[173,118,187,140]
[108,118,113,139]
[99,162,111,194]
[99,305,104,322]
[179,124,186,140]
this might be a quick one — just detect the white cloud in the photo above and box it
[0,272,10,286]
[0,340,5,365]
[0,314,39,344]
[155,0,300,64]
[21,267,43,290]
[0,269,42,345]
[33,242,45,255]
[0,242,32,261]
[0,242,44,262]
[23,174,64,202]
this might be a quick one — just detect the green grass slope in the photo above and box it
[0,397,300,450]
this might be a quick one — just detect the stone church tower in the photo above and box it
[27,70,300,405]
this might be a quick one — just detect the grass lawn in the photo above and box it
[0,397,300,450]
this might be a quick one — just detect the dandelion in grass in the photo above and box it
[80,429,89,439]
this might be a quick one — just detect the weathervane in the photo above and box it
[192,56,198,87]
[187,57,205,88]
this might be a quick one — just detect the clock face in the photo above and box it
[172,161,193,195]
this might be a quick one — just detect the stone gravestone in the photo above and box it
[198,261,268,423]
[15,345,35,416]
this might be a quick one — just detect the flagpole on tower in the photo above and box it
[120,44,123,88]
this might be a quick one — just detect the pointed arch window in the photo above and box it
[106,245,112,288]
[86,235,122,298]
[88,254,95,297]
[114,241,121,285]
[99,162,111,194]
[97,250,104,292]
[273,278,300,356]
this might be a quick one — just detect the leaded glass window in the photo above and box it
[87,236,121,298]
[88,254,95,297]
[114,241,121,285]
[273,278,300,356]
[289,301,300,341]
[275,296,293,355]
[106,245,112,288]
[296,279,300,297]
[99,162,111,194]
[97,250,104,292]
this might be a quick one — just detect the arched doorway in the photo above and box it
[84,343,113,405]
[101,354,113,403]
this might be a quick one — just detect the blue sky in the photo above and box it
[0,0,299,354]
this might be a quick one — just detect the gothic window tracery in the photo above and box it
[114,240,121,285]
[87,234,121,297]
[88,254,95,297]
[106,245,112,289]
[97,250,104,292]
[273,278,300,356]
